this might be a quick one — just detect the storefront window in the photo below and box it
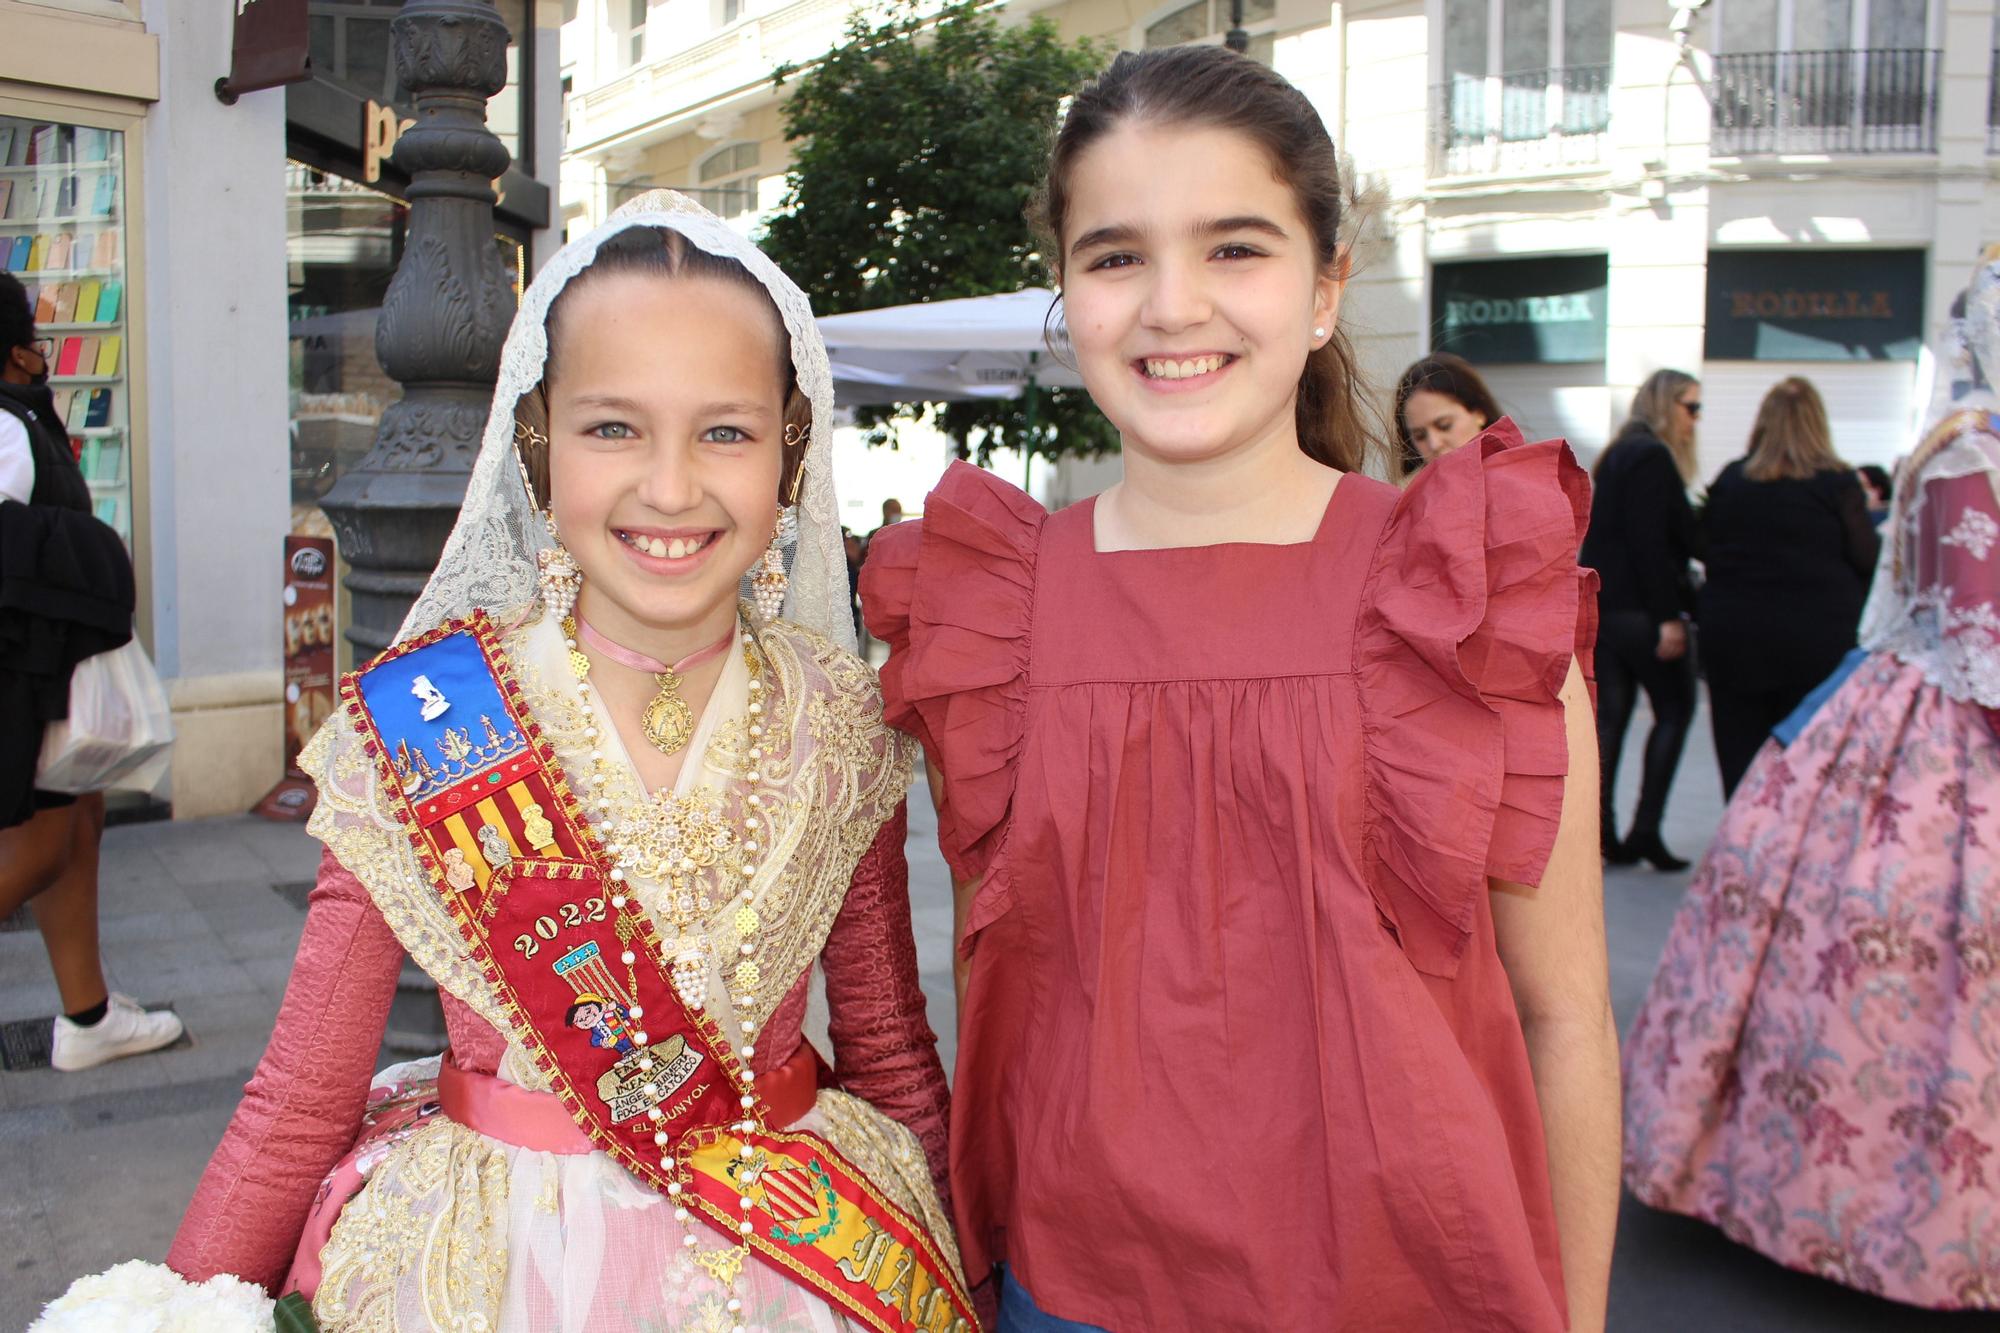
[1,114,132,544]
[286,160,405,537]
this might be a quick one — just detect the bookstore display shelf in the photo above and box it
[0,216,119,230]
[18,267,118,280]
[0,162,114,176]
[5,114,131,546]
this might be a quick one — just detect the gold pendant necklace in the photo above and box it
[564,613,737,757]
[640,672,694,755]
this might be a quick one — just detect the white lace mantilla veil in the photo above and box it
[395,189,855,654]
[1857,245,2000,707]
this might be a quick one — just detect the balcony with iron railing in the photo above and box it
[1711,48,1939,155]
[1430,65,1612,177]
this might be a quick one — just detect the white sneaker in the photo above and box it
[49,992,185,1071]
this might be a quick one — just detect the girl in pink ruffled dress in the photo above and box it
[1622,253,2000,1311]
[864,45,1621,1333]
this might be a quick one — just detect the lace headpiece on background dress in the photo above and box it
[395,190,855,653]
[1858,247,2000,706]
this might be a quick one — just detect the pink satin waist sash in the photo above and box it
[437,1042,827,1153]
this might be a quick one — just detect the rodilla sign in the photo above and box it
[1431,256,1608,364]
[1705,249,1925,361]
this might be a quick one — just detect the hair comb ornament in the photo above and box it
[783,422,810,505]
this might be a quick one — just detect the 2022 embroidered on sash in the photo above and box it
[342,612,975,1333]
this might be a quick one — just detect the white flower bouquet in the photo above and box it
[30,1260,286,1332]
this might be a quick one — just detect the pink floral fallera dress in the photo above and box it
[1622,414,2000,1311]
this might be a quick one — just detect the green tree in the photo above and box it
[763,0,1114,466]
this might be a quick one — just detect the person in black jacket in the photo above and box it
[1580,369,1701,870]
[0,272,182,1070]
[1698,376,1880,796]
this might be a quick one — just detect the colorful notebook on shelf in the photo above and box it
[25,235,47,271]
[44,232,71,271]
[93,335,119,377]
[28,125,56,165]
[73,278,99,323]
[52,281,78,323]
[94,279,120,321]
[84,389,113,429]
[89,174,114,218]
[5,236,28,271]
[75,128,108,164]
[92,230,116,268]
[55,337,82,376]
[32,284,56,324]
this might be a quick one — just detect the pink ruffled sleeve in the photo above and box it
[860,461,1044,953]
[1357,420,1597,978]
[168,848,404,1291]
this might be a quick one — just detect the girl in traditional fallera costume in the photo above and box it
[862,47,1621,1333]
[1622,252,2000,1311]
[164,194,973,1332]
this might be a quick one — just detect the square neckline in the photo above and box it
[1082,469,1353,556]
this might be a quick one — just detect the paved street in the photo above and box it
[2,710,1989,1330]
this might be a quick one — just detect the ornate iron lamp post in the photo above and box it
[320,0,517,661]
[1224,0,1249,52]
[320,0,517,1051]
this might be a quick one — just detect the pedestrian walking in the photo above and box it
[1697,376,1879,796]
[1393,351,1504,476]
[867,45,1617,1333]
[1622,257,2000,1311]
[1580,369,1701,869]
[0,271,181,1072]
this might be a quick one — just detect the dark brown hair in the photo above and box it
[1030,46,1379,474]
[514,226,810,507]
[1392,353,1504,474]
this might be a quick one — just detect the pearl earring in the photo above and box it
[1312,326,1327,341]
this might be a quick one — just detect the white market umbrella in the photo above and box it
[818,287,1082,395]
[818,289,1082,478]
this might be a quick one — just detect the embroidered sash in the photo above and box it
[342,612,976,1333]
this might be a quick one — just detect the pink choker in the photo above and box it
[574,616,735,677]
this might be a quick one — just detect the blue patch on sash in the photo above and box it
[356,630,525,799]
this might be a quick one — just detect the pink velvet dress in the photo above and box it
[862,424,1596,1332]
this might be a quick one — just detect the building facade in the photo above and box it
[3,0,562,818]
[561,0,2000,498]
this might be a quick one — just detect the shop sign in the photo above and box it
[219,0,312,104]
[1431,256,1609,364]
[1705,249,1925,361]
[281,535,337,768]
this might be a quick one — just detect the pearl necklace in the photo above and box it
[560,613,776,1330]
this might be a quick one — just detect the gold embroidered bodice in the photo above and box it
[300,605,914,1088]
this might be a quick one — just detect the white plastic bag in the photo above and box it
[34,637,175,794]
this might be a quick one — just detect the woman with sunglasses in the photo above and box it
[1579,369,1702,870]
